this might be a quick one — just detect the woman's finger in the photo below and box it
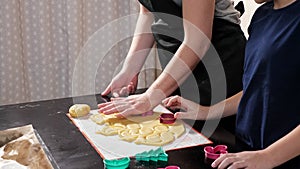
[97,102,112,108]
[112,91,120,98]
[101,102,130,115]
[101,82,112,96]
[98,100,126,112]
[115,107,138,118]
[128,83,135,94]
[119,87,129,97]
[98,103,116,113]
[111,97,126,101]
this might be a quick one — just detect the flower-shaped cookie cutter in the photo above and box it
[159,113,176,124]
[204,145,228,160]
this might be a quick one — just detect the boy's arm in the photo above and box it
[264,125,300,167]
[212,125,300,168]
[163,91,243,120]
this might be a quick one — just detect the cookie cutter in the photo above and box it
[135,147,168,162]
[157,165,180,169]
[204,145,228,160]
[103,157,130,169]
[159,113,176,124]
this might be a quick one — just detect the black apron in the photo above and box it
[138,0,246,133]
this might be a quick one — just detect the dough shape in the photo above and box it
[90,112,185,146]
[139,128,153,137]
[96,126,118,136]
[168,121,185,138]
[154,125,168,132]
[90,114,105,125]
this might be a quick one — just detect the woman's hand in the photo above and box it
[211,150,274,169]
[101,73,138,97]
[100,4,154,98]
[98,93,154,118]
[162,95,209,120]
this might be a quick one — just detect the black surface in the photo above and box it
[0,93,236,169]
[0,1,247,168]
[0,95,104,169]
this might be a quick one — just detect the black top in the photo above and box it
[138,0,246,106]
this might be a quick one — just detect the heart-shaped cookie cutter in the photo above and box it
[159,113,176,124]
[204,145,228,160]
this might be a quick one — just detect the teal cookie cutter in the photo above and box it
[103,157,130,169]
[135,147,168,162]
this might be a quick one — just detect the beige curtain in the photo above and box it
[0,0,158,106]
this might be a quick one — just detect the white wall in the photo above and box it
[234,0,260,38]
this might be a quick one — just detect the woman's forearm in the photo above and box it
[122,5,155,76]
[145,0,214,103]
[146,43,205,100]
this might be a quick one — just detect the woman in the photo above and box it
[98,0,246,125]
[163,0,300,168]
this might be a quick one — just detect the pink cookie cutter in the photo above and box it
[157,166,180,169]
[204,145,228,160]
[159,113,176,124]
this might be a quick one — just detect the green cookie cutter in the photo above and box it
[103,157,130,169]
[135,147,168,162]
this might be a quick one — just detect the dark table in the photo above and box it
[0,93,240,169]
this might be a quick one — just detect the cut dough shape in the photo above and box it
[90,114,105,125]
[146,133,161,143]
[96,126,118,136]
[119,129,138,142]
[160,132,175,144]
[90,112,185,146]
[139,128,153,137]
[168,122,185,138]
[126,124,140,130]
[154,125,169,132]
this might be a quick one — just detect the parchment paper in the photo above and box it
[69,105,212,160]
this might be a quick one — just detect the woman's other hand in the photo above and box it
[101,73,138,97]
[97,93,154,118]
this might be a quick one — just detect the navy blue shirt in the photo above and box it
[236,0,300,160]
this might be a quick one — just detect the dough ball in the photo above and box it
[69,104,90,118]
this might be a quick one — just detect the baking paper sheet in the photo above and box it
[69,105,212,160]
